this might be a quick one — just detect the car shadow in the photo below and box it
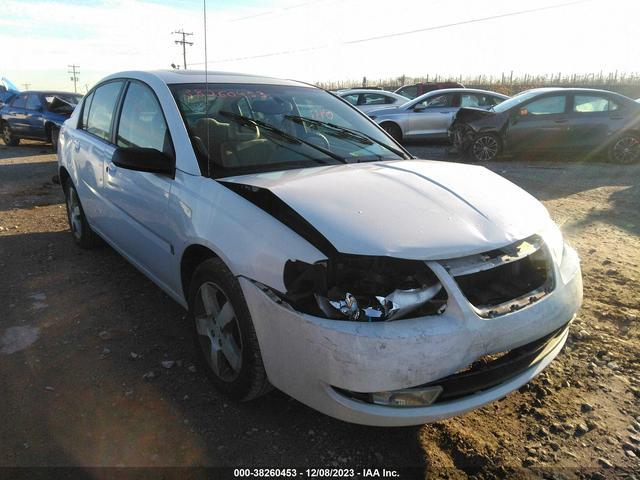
[0,229,426,469]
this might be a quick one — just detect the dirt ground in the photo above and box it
[0,140,638,478]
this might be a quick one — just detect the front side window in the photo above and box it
[416,94,450,109]
[84,81,123,141]
[117,82,170,152]
[81,91,95,129]
[26,94,42,111]
[524,95,566,115]
[170,83,406,178]
[342,93,359,105]
[12,93,28,109]
[573,94,619,113]
[460,94,481,108]
[361,93,387,106]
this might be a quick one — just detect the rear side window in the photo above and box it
[116,82,170,152]
[573,95,619,113]
[12,94,28,109]
[85,81,123,141]
[524,95,566,115]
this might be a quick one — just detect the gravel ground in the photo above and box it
[0,140,638,478]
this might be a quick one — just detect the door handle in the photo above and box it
[554,119,568,124]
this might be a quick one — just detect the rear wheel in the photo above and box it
[63,179,97,249]
[1,123,20,146]
[50,126,60,153]
[470,133,500,162]
[189,258,271,401]
[381,123,402,143]
[609,133,640,164]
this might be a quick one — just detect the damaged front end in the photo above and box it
[282,255,447,322]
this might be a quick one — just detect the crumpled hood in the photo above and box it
[222,160,550,260]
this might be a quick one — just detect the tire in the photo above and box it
[50,126,60,153]
[188,258,271,401]
[608,133,640,164]
[469,133,501,162]
[1,122,20,146]
[381,122,402,143]
[63,178,97,249]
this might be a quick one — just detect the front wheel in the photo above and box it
[2,123,20,146]
[470,133,501,162]
[63,179,97,248]
[609,133,640,164]
[189,258,271,401]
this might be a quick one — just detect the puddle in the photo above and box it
[0,326,40,354]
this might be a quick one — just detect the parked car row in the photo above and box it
[0,90,82,151]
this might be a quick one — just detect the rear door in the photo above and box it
[566,93,624,150]
[25,93,46,139]
[103,79,176,287]
[408,92,457,138]
[72,81,124,227]
[505,93,570,152]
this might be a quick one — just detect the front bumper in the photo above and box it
[240,244,582,426]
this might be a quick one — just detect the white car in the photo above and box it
[58,70,582,426]
[337,88,410,113]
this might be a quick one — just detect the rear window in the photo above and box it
[573,95,619,113]
[84,82,123,141]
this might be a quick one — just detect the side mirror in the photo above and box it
[113,147,173,176]
[413,104,426,112]
[519,107,529,116]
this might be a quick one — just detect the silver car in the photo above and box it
[369,88,509,142]
[337,89,409,113]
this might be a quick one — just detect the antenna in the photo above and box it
[203,0,210,177]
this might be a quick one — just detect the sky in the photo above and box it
[2,0,639,92]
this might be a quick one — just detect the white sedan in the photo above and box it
[57,70,582,426]
[337,88,410,113]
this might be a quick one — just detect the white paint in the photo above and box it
[0,326,40,354]
[224,159,550,259]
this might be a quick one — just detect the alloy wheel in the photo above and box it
[472,135,499,162]
[611,135,640,164]
[194,282,243,382]
[2,125,12,144]
[66,187,83,241]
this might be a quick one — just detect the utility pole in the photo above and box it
[22,83,31,91]
[68,64,80,93]
[172,29,193,70]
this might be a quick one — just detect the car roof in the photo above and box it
[17,91,81,96]
[100,70,314,88]
[519,87,626,95]
[339,89,399,95]
[409,88,509,104]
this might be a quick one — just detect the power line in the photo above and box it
[229,0,326,22]
[196,0,591,65]
[68,64,80,93]
[173,29,194,69]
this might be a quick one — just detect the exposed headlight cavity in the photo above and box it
[283,255,447,321]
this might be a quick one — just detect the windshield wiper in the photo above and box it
[284,115,411,160]
[219,111,347,164]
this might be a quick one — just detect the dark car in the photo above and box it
[394,81,464,100]
[450,88,640,164]
[1,91,83,151]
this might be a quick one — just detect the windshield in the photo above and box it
[491,90,540,113]
[170,83,406,178]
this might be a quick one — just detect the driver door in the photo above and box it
[407,93,457,139]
